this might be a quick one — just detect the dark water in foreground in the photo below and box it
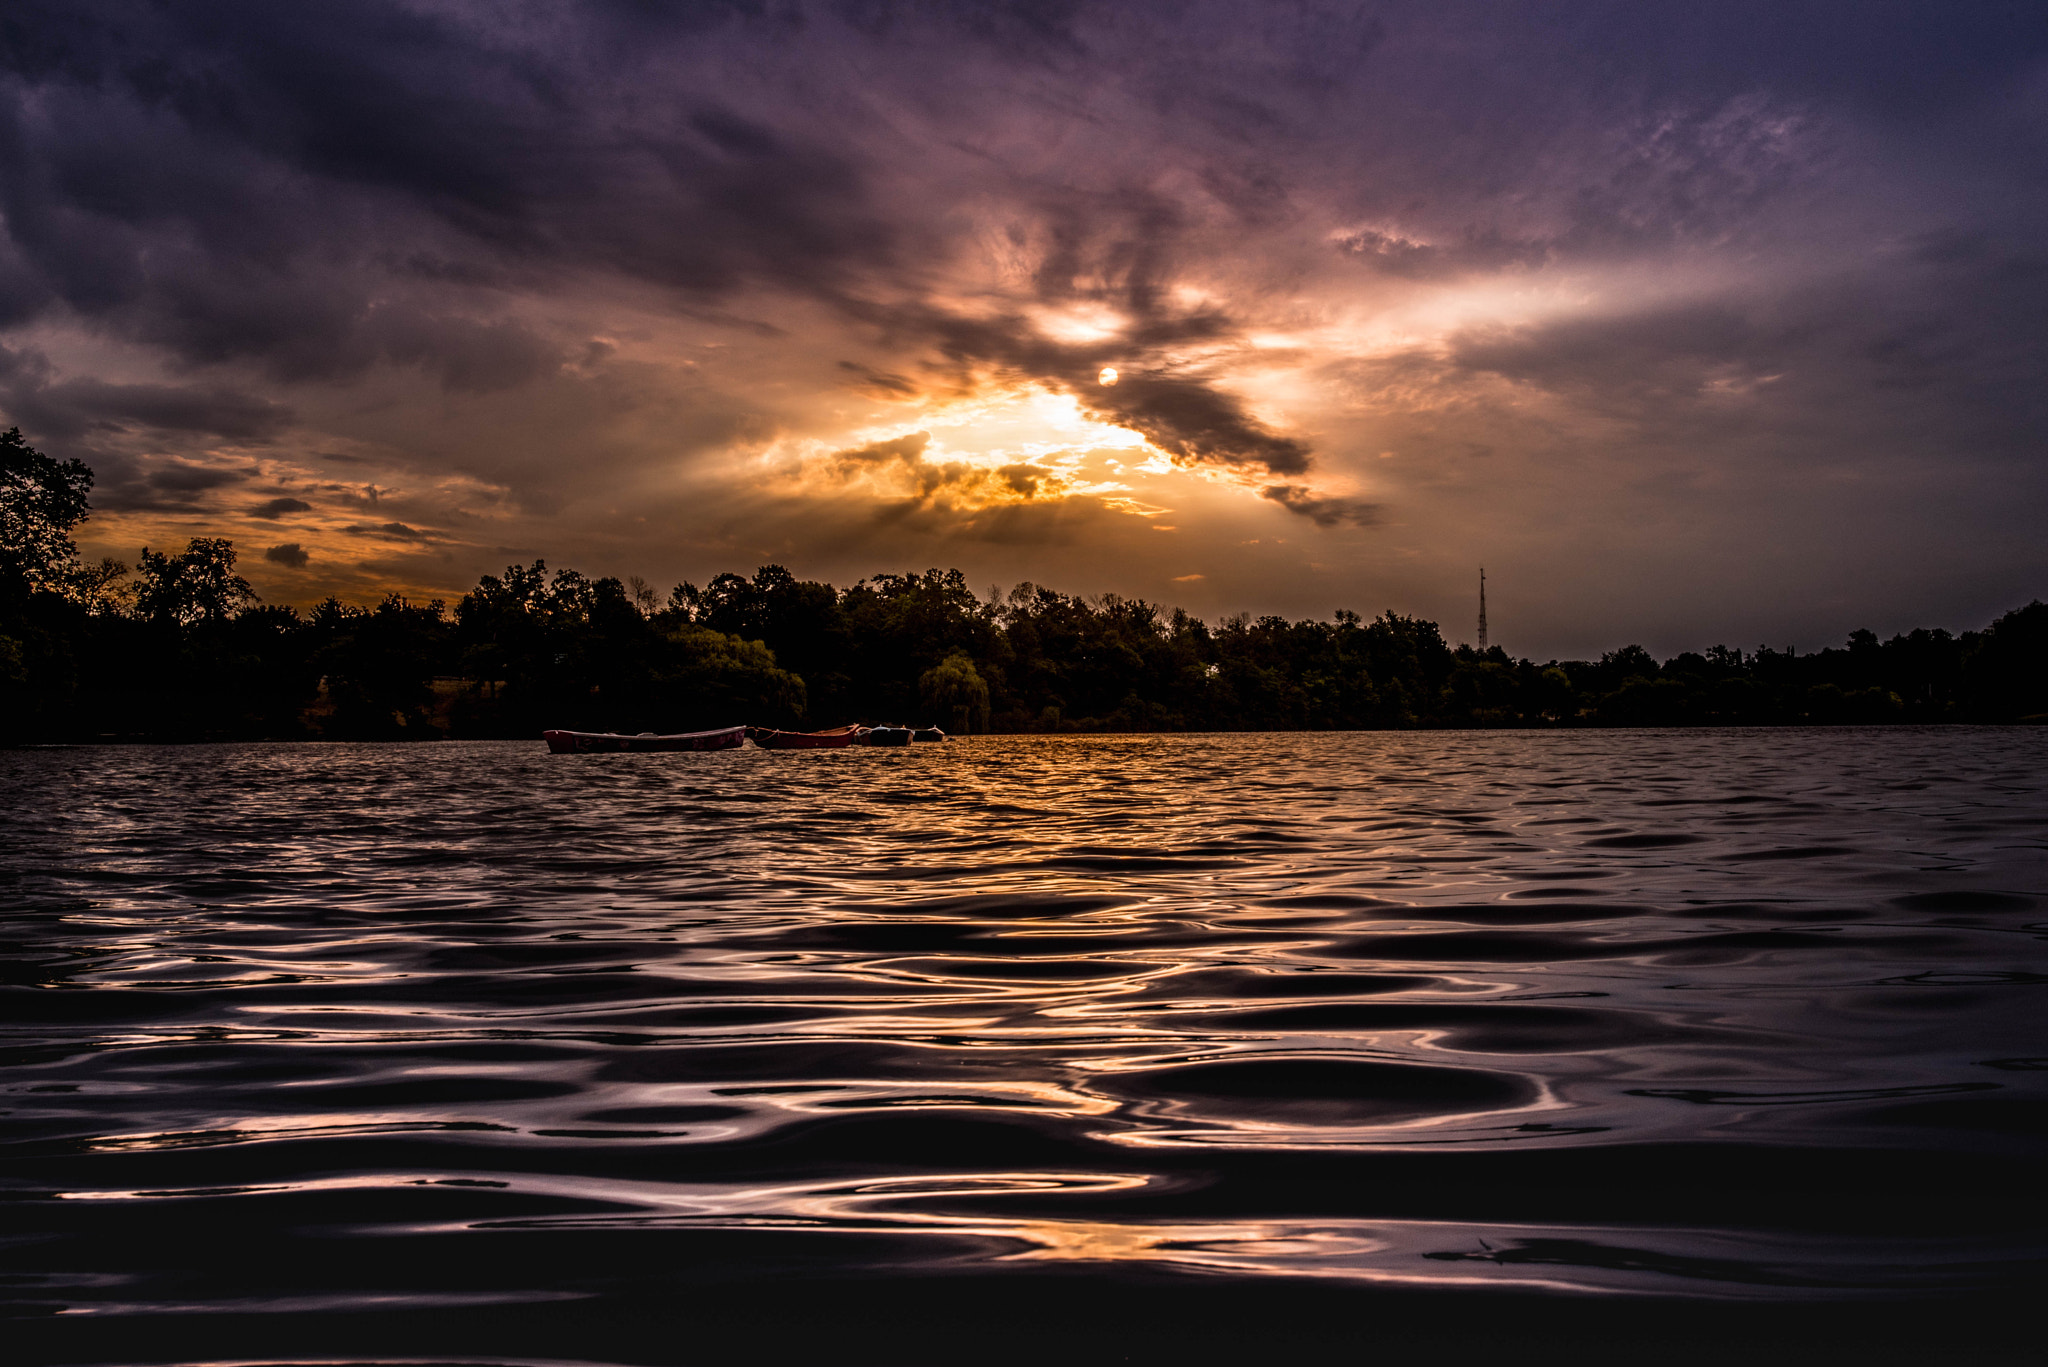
[4,730,2046,1363]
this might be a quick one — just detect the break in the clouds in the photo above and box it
[1,1,2045,655]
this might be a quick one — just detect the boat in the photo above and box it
[858,725,914,747]
[543,726,746,754]
[748,724,860,750]
[911,727,947,742]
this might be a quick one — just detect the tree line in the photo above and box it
[3,427,2045,742]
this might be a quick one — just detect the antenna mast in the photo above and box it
[1477,568,1488,651]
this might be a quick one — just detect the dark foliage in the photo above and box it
[0,426,93,597]
[3,436,2046,743]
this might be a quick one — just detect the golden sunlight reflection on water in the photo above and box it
[4,729,2046,1314]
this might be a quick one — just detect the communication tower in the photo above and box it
[1477,568,1488,651]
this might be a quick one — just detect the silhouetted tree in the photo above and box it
[1962,601,2048,722]
[136,539,257,625]
[9,430,2048,743]
[920,652,991,733]
[0,427,92,599]
[312,596,451,739]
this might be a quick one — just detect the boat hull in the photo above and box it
[859,726,913,747]
[749,725,859,750]
[543,726,746,754]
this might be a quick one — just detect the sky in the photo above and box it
[2,1,2045,659]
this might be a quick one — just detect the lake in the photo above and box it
[5,730,2045,1362]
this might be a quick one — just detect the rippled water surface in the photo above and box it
[5,730,2047,1360]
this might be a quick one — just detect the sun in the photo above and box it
[1098,366,1119,386]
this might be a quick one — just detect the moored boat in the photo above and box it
[911,727,947,742]
[748,725,860,750]
[543,726,746,754]
[858,725,914,746]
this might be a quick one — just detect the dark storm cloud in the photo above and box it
[833,431,933,468]
[1446,240,2048,460]
[0,344,292,441]
[148,462,246,493]
[0,0,898,384]
[252,497,312,519]
[67,455,254,514]
[1259,484,1379,527]
[827,0,1089,54]
[886,287,1319,485]
[347,522,444,543]
[0,232,51,326]
[0,4,1359,509]
[6,2,2045,331]
[1450,304,1784,401]
[836,360,918,397]
[1549,2,2048,121]
[0,1,2044,636]
[49,379,290,440]
[364,312,564,394]
[1086,372,1311,477]
[264,542,310,568]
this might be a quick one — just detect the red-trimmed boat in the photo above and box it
[748,724,860,750]
[543,726,746,754]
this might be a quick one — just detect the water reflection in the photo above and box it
[3,729,2045,1330]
